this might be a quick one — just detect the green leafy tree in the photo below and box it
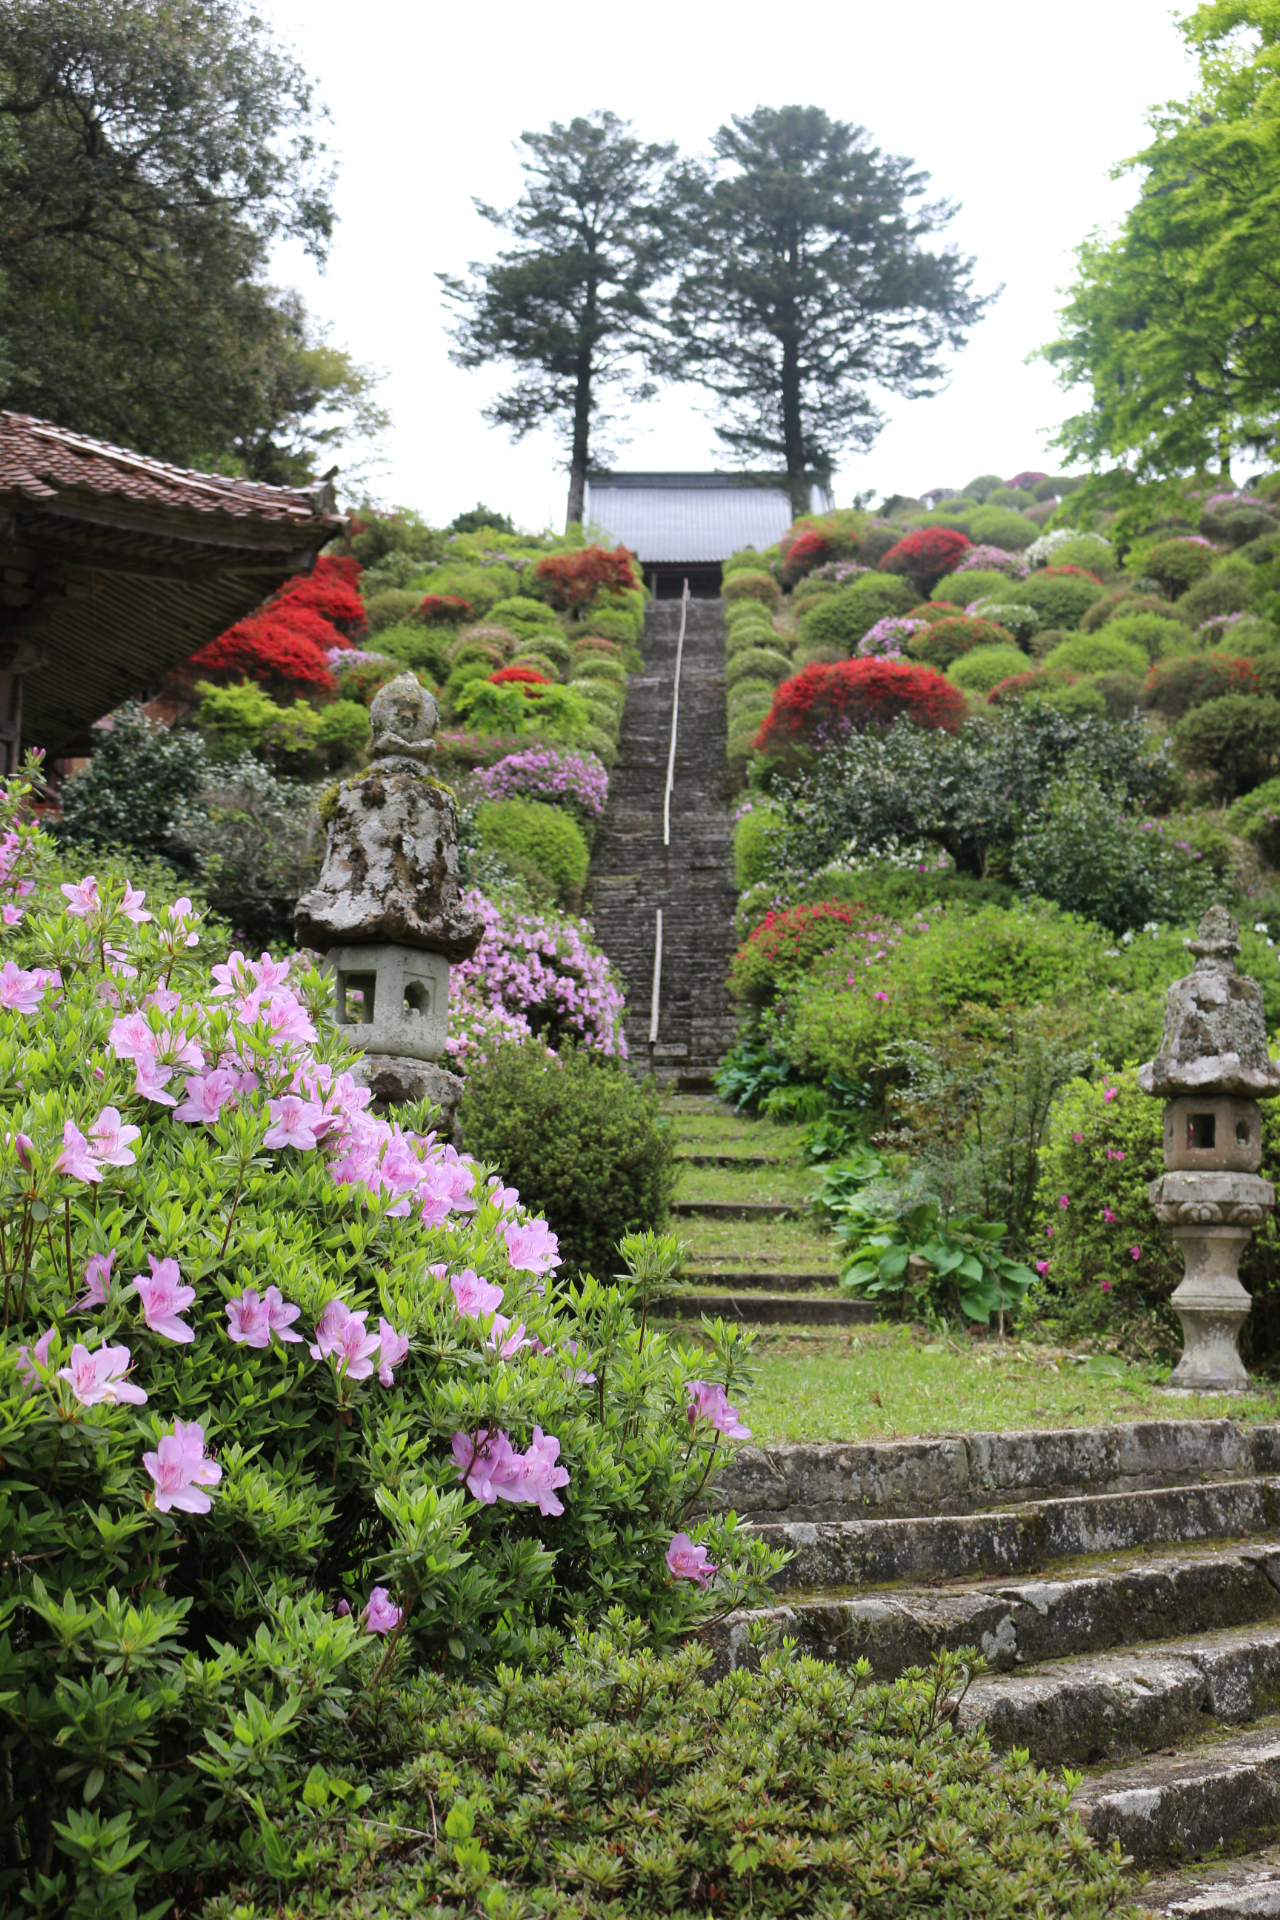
[0,0,384,477]
[1043,1,1280,504]
[667,106,993,516]
[440,112,679,528]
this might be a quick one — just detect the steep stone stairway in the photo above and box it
[706,1420,1280,1916]
[585,598,739,1082]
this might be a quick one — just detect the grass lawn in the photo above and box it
[671,1322,1271,1443]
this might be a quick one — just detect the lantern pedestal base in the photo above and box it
[1165,1225,1252,1393]
[351,1054,464,1135]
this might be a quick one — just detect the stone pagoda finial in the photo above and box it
[1141,907,1277,1391]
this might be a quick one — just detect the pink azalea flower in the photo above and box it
[486,1314,530,1359]
[874,990,889,1003]
[61,875,100,916]
[109,1012,155,1061]
[0,960,46,1014]
[1058,1195,1070,1210]
[502,1218,561,1276]
[666,1532,717,1587]
[451,1425,570,1515]
[263,1095,325,1150]
[2,904,23,926]
[450,1270,504,1320]
[265,1286,303,1343]
[55,1121,103,1184]
[1102,1207,1117,1224]
[1130,1245,1142,1262]
[143,1418,221,1513]
[376,1317,409,1387]
[309,1299,380,1379]
[225,1290,272,1346]
[1072,1132,1084,1144]
[120,882,152,925]
[165,898,199,946]
[562,1338,596,1385]
[89,1107,141,1168]
[174,1070,238,1125]
[1103,1087,1117,1102]
[361,1586,401,1634]
[209,951,249,997]
[261,992,316,1049]
[16,1326,54,1390]
[74,1249,116,1311]
[134,1055,175,1106]
[487,1179,521,1215]
[1101,1279,1112,1292]
[685,1380,751,1440]
[132,1255,196,1343]
[58,1341,147,1407]
[1034,1260,1050,1275]
[8,1131,32,1173]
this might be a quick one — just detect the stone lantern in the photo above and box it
[1139,906,1279,1391]
[295,673,483,1122]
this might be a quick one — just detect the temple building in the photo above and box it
[584,470,834,597]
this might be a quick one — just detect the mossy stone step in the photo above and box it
[671,1199,798,1219]
[679,1269,840,1292]
[1071,1725,1280,1867]
[660,1292,873,1328]
[675,1153,784,1168]
[1144,1848,1280,1915]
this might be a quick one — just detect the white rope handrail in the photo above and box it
[662,579,689,849]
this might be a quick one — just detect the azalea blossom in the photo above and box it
[143,1418,221,1513]
[225,1290,272,1346]
[685,1380,751,1440]
[562,1338,596,1385]
[263,1094,325,1150]
[451,1425,569,1516]
[265,1287,303,1343]
[376,1317,409,1387]
[174,1069,239,1125]
[16,1326,54,1390]
[450,1269,504,1320]
[0,960,47,1014]
[134,1055,176,1105]
[55,1120,103,1184]
[362,1586,402,1633]
[108,1012,156,1061]
[2,904,22,926]
[58,1341,147,1407]
[60,875,100,916]
[486,1314,530,1359]
[309,1299,380,1379]
[1102,1207,1117,1224]
[502,1218,561,1276]
[132,1255,196,1342]
[1034,1260,1050,1276]
[120,882,152,925]
[89,1107,141,1168]
[74,1249,116,1311]
[666,1532,717,1587]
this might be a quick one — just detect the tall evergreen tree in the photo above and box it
[1044,1,1280,499]
[440,112,679,529]
[667,106,992,517]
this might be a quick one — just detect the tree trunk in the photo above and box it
[565,462,586,529]
[565,274,598,532]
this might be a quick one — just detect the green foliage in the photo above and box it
[1127,537,1220,598]
[1174,694,1280,799]
[475,800,590,907]
[57,703,206,873]
[376,623,452,681]
[732,804,785,890]
[835,1185,1036,1324]
[188,754,323,948]
[1015,572,1106,627]
[194,683,368,776]
[364,590,423,634]
[909,615,1019,670]
[488,596,564,645]
[725,647,791,690]
[459,1047,677,1279]
[1103,610,1195,661]
[570,653,627,682]
[1036,533,1118,579]
[1043,631,1149,677]
[726,678,778,723]
[1009,774,1219,934]
[1080,588,1178,632]
[580,605,642,644]
[961,504,1037,551]
[947,645,1029,693]
[723,569,782,609]
[1230,776,1280,865]
[1145,651,1260,720]
[798,574,919,650]
[1178,559,1256,628]
[930,567,1013,605]
[454,681,592,742]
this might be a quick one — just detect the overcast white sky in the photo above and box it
[257,0,1200,531]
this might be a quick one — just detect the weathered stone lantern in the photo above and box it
[295,673,483,1121]
[1140,906,1279,1391]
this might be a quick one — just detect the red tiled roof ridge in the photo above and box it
[0,411,339,525]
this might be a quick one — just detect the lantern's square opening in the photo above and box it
[1237,1119,1253,1146]
[404,980,431,1018]
[339,971,376,1025]
[1188,1112,1217,1150]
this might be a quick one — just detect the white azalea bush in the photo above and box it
[0,764,774,1920]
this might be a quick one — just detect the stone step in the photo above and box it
[671,1199,798,1219]
[1144,1851,1280,1916]
[679,1269,839,1291]
[660,1291,870,1328]
[1071,1726,1280,1867]
[708,1423,1280,1524]
[675,1154,783,1169]
[757,1477,1280,1592]
[707,1542,1280,1682]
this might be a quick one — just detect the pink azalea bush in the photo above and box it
[447,887,627,1066]
[467,745,609,822]
[0,758,771,1916]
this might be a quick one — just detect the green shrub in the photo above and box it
[1176,558,1257,629]
[476,798,590,905]
[948,644,1031,693]
[580,604,642,643]
[1080,589,1180,633]
[1145,651,1261,719]
[375,621,451,679]
[1016,572,1106,627]
[449,635,508,671]
[727,716,765,766]
[931,567,1017,605]
[1231,776,1280,865]
[723,569,782,609]
[489,594,563,642]
[727,623,783,662]
[1010,773,1219,933]
[459,1046,676,1277]
[514,629,572,673]
[511,651,565,683]
[576,722,618,768]
[1043,631,1148,676]
[1173,694,1280,798]
[571,653,627,683]
[733,802,785,888]
[57,702,205,871]
[963,504,1038,550]
[909,615,1019,670]
[797,574,919,650]
[227,1627,1138,1920]
[725,646,790,689]
[1042,676,1107,719]
[1103,611,1193,661]
[363,587,422,633]
[986,484,1036,509]
[1128,536,1220,597]
[727,677,778,722]
[1093,670,1148,719]
[1027,627,1073,661]
[723,543,782,578]
[1035,532,1118,578]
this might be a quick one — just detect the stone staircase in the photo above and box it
[706,1420,1280,1914]
[584,598,739,1082]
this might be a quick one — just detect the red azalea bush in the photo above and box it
[781,529,833,589]
[729,900,860,1003]
[420,594,474,625]
[879,526,973,593]
[755,658,966,764]
[534,545,639,612]
[1144,652,1261,720]
[490,665,552,688]
[187,556,367,694]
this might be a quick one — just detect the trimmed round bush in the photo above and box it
[756,658,965,765]
[1231,776,1280,865]
[948,644,1033,694]
[1015,571,1106,627]
[1131,537,1220,597]
[856,522,901,565]
[963,504,1038,550]
[964,598,1041,643]
[459,1045,676,1277]
[476,797,591,906]
[726,611,780,648]
[1029,530,1117,577]
[1043,630,1148,676]
[726,597,777,630]
[723,569,782,609]
[363,588,422,633]
[727,677,777,722]
[797,575,920,651]
[448,636,507,671]
[1027,626,1072,661]
[985,485,1036,509]
[1145,651,1261,719]
[571,653,627,683]
[909,614,1019,670]
[513,629,571,672]
[878,525,972,592]
[1042,675,1107,719]
[1105,610,1194,662]
[489,595,563,641]
[1173,694,1280,798]
[1081,588,1181,632]
[726,646,790,689]
[580,607,640,644]
[577,722,618,768]
[508,652,563,683]
[729,899,861,1003]
[1177,559,1257,630]
[931,567,1016,605]
[573,677,623,714]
